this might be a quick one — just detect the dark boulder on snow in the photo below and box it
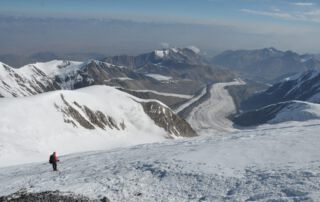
[0,190,109,202]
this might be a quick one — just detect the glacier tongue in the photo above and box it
[187,79,245,135]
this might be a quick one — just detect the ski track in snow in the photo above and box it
[0,121,320,201]
[187,79,245,135]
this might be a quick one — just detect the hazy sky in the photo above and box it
[0,0,320,55]
[2,0,320,24]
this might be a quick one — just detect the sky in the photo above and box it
[1,0,320,25]
[0,0,320,56]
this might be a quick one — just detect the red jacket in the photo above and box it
[53,152,59,162]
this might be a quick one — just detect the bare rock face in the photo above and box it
[55,94,125,131]
[141,101,198,138]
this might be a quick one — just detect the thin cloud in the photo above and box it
[241,8,320,23]
[292,2,315,6]
[241,9,296,20]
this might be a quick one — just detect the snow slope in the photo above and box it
[18,60,87,90]
[17,60,83,79]
[269,101,320,124]
[187,79,245,135]
[1,120,320,201]
[0,85,172,167]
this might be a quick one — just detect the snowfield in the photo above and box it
[0,85,171,167]
[0,120,320,201]
[145,73,172,81]
[187,79,245,135]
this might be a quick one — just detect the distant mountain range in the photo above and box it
[211,47,320,82]
[3,46,320,129]
[104,47,204,68]
[0,48,234,108]
[104,47,232,84]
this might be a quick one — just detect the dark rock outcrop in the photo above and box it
[141,101,197,137]
[56,94,125,130]
[0,190,109,202]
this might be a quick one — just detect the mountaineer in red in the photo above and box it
[49,152,59,171]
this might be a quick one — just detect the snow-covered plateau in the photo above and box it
[0,120,320,201]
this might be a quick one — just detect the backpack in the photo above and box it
[49,154,54,164]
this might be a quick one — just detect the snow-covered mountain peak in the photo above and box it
[0,61,14,78]
[18,60,83,78]
[186,46,200,54]
[153,47,201,59]
[154,49,170,58]
[0,61,9,68]
[0,60,87,97]
[265,47,279,53]
[0,61,38,97]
